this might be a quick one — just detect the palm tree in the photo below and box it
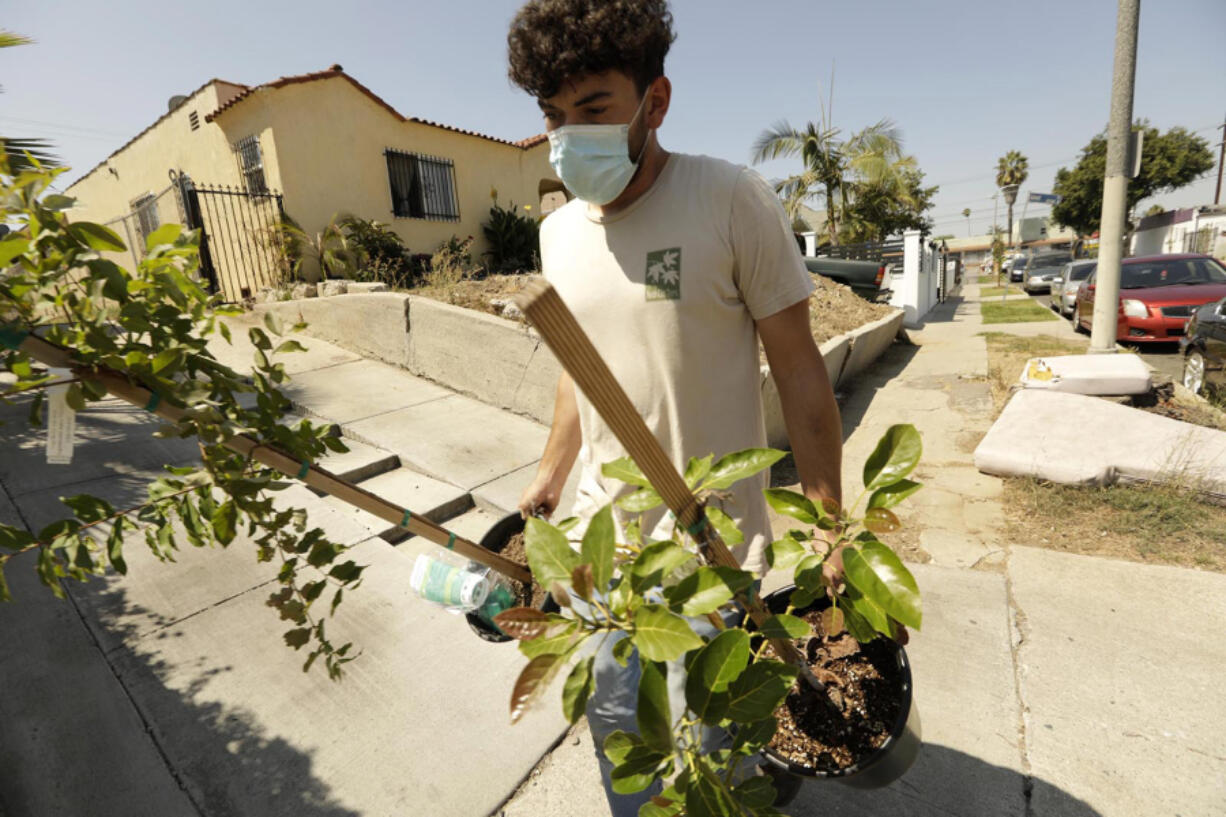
[0,31,60,171]
[753,111,911,247]
[995,150,1029,249]
[962,208,972,236]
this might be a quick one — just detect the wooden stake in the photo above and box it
[6,331,533,585]
[516,280,826,693]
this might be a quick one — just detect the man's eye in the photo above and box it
[586,107,608,116]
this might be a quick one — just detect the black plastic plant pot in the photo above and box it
[755,585,922,790]
[465,512,558,643]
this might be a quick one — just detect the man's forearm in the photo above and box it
[538,371,582,487]
[774,360,842,508]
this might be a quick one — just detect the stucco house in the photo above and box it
[65,65,561,298]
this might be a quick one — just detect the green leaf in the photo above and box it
[561,656,594,724]
[0,563,9,602]
[733,775,777,809]
[61,494,114,524]
[581,504,615,590]
[247,326,272,351]
[684,454,714,489]
[763,488,820,524]
[730,716,777,755]
[665,566,751,617]
[766,537,808,571]
[636,660,673,754]
[838,595,879,642]
[210,500,238,545]
[263,310,284,336]
[616,487,662,513]
[518,622,579,658]
[862,424,922,491]
[793,553,825,595]
[685,767,738,817]
[0,236,30,266]
[632,604,704,662]
[67,221,125,252]
[843,584,892,635]
[274,339,307,355]
[602,730,643,767]
[601,456,651,488]
[64,383,86,411]
[145,223,182,250]
[842,541,922,630]
[105,521,127,574]
[328,559,363,582]
[757,614,811,640]
[702,448,786,491]
[629,541,695,591]
[867,478,922,510]
[686,629,750,722]
[703,506,743,547]
[611,635,636,667]
[524,517,581,590]
[726,660,798,722]
[609,745,668,795]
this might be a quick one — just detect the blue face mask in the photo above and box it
[547,93,651,205]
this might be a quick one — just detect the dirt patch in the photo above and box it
[404,272,893,349]
[1003,478,1226,572]
[766,608,905,772]
[500,531,549,608]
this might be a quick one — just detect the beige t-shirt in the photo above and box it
[539,153,815,576]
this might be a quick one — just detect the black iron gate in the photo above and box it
[173,170,287,302]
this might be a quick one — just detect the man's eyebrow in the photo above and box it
[574,90,612,106]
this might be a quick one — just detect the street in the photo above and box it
[1025,291,1186,383]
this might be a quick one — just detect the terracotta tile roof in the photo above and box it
[206,66,545,150]
[66,77,248,190]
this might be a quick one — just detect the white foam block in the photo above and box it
[1019,353,1152,395]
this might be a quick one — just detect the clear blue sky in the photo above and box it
[5,0,1224,237]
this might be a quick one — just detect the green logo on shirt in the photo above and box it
[645,247,682,301]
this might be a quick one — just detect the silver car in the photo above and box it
[1048,260,1096,316]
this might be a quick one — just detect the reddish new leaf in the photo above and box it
[493,607,549,640]
[510,653,562,724]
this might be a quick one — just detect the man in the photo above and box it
[507,2,843,813]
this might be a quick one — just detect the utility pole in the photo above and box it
[1090,0,1140,353]
[1215,112,1224,206]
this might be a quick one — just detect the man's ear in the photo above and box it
[644,76,672,129]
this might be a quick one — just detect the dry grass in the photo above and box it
[1004,477,1226,572]
[981,332,1089,414]
[979,285,1025,298]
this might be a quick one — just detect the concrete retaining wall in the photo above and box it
[256,293,903,448]
[760,310,905,447]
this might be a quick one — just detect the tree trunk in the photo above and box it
[826,186,839,247]
[1007,203,1014,249]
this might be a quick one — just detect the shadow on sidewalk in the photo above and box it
[75,578,363,817]
[789,742,1102,816]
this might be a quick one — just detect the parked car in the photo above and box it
[1021,251,1074,293]
[803,256,891,301]
[1180,296,1226,395]
[1072,254,1226,342]
[1049,259,1096,316]
[1003,255,1027,282]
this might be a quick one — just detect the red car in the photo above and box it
[1072,254,1226,342]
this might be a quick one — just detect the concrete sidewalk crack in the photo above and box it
[1003,546,1036,817]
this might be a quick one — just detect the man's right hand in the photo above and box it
[518,474,562,519]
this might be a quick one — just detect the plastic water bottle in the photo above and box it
[475,579,518,633]
[409,554,489,612]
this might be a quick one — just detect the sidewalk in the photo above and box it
[1,284,1223,816]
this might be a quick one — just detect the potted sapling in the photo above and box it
[492,423,925,814]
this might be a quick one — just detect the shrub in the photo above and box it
[482,199,539,274]
[424,235,480,290]
[340,217,409,284]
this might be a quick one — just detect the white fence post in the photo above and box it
[891,229,924,326]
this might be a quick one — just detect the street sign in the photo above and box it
[1128,129,1144,179]
[1028,192,1061,205]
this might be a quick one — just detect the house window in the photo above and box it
[385,149,459,220]
[131,193,159,244]
[188,110,199,131]
[233,135,267,193]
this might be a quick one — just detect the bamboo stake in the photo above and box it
[516,280,827,693]
[3,329,533,585]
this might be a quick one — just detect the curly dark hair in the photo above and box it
[507,0,676,99]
